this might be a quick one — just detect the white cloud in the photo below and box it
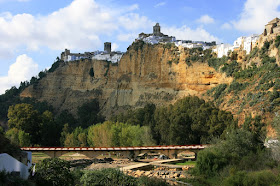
[0,54,39,94]
[117,33,138,42]
[154,2,166,8]
[233,0,280,33]
[196,15,215,24]
[0,0,152,58]
[221,23,232,30]
[162,25,219,42]
[111,43,119,51]
[118,13,154,31]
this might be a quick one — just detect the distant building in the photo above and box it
[61,42,123,63]
[137,23,176,44]
[138,23,216,50]
[213,44,233,58]
[175,40,216,50]
[60,49,94,62]
[104,42,111,53]
[233,35,259,54]
[92,51,123,63]
[263,17,280,36]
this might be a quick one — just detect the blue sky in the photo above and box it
[0,0,279,94]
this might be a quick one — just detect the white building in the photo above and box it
[233,35,259,54]
[214,34,259,58]
[233,36,246,49]
[213,44,233,58]
[175,40,216,50]
[243,34,259,54]
[92,52,123,63]
[0,152,32,180]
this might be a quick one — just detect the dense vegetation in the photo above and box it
[33,158,168,186]
[111,96,235,145]
[3,95,235,148]
[179,125,280,185]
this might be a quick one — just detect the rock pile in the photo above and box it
[124,168,187,179]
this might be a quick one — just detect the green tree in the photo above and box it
[8,103,41,144]
[5,128,19,145]
[6,128,31,147]
[40,110,61,146]
[77,99,104,128]
[18,130,31,147]
[64,127,88,147]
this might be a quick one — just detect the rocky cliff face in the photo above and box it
[20,43,232,117]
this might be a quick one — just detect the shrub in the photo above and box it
[167,60,172,66]
[48,57,62,73]
[34,158,73,186]
[195,147,229,176]
[137,176,168,186]
[195,129,262,177]
[221,60,240,77]
[133,40,145,51]
[0,170,29,186]
[227,81,249,94]
[223,170,277,186]
[275,35,280,48]
[80,169,137,186]
[208,56,228,70]
[164,42,173,49]
[212,84,227,100]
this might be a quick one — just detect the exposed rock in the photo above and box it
[20,44,232,117]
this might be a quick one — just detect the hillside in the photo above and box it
[205,35,280,136]
[20,42,232,117]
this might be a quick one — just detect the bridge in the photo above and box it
[21,145,208,159]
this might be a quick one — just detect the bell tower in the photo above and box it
[104,42,111,53]
[153,23,161,36]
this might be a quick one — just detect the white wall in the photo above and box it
[214,44,233,58]
[0,153,31,179]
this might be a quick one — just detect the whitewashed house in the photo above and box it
[213,44,233,58]
[0,152,32,180]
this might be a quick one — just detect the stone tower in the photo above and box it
[153,23,161,36]
[104,42,111,53]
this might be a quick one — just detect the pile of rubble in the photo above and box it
[124,166,188,180]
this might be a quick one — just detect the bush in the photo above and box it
[195,147,229,176]
[80,169,137,186]
[34,158,73,186]
[223,170,278,186]
[208,56,228,70]
[80,169,169,186]
[0,170,29,186]
[137,176,168,186]
[275,35,280,48]
[195,129,262,177]
[212,84,227,100]
[48,57,62,73]
[221,61,240,77]
[227,81,249,94]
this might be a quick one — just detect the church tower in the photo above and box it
[104,42,111,53]
[153,23,161,36]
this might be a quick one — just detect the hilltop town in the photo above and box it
[60,18,280,63]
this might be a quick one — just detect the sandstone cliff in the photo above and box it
[20,43,232,117]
